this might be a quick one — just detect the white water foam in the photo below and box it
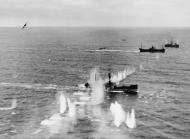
[40,113,65,134]
[0,99,17,111]
[0,82,58,90]
[84,49,139,53]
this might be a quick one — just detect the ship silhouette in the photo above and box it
[139,44,165,53]
[165,41,179,48]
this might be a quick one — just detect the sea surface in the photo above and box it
[0,27,189,139]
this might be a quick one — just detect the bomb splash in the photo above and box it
[105,67,136,84]
[125,109,136,129]
[88,67,105,105]
[40,92,76,134]
[110,101,136,129]
[59,92,67,114]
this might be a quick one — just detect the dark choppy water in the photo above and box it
[0,27,189,139]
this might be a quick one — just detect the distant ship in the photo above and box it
[165,41,179,48]
[22,22,27,29]
[139,45,165,53]
[99,47,106,50]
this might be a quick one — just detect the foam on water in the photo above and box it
[40,113,72,135]
[0,82,58,90]
[0,99,17,111]
[84,49,139,53]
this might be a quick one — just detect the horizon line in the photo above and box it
[0,25,190,28]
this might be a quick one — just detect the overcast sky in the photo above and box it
[0,0,190,27]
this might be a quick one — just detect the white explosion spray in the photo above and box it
[59,92,67,114]
[40,92,76,134]
[110,101,126,127]
[125,109,136,129]
[67,98,76,118]
[110,101,136,129]
[88,68,105,105]
[105,67,136,84]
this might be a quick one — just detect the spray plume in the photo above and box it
[125,109,136,129]
[59,92,67,114]
[105,67,135,84]
[40,92,76,134]
[110,101,126,127]
[89,68,105,105]
[67,98,76,118]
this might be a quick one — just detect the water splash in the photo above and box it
[40,92,76,134]
[40,113,66,134]
[105,67,135,84]
[67,98,76,118]
[125,109,136,129]
[89,68,105,105]
[0,99,17,110]
[110,101,136,129]
[59,92,67,114]
[41,113,63,126]
[110,101,126,127]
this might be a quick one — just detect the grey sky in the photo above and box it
[0,0,190,27]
